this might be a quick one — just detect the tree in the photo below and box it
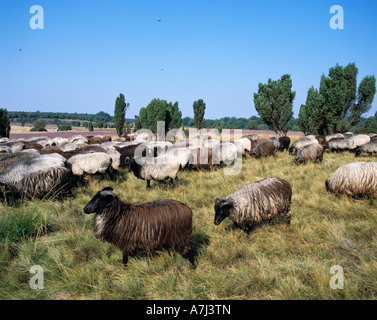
[169,101,182,129]
[298,87,325,135]
[88,122,94,132]
[247,119,259,130]
[30,119,47,132]
[348,75,376,127]
[114,93,129,137]
[253,74,295,136]
[193,99,206,130]
[137,99,171,133]
[0,108,11,138]
[315,63,376,134]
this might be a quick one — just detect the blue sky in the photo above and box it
[1,0,377,119]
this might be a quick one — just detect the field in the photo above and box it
[0,136,376,300]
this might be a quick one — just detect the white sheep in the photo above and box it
[67,152,112,176]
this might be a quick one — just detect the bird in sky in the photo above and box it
[157,19,162,22]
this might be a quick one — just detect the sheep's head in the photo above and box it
[214,198,233,225]
[83,187,116,215]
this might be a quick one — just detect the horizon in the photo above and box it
[1,0,377,120]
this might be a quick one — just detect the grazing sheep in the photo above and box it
[355,141,377,157]
[165,147,194,170]
[21,141,43,151]
[172,139,194,148]
[67,152,113,176]
[328,138,355,152]
[293,143,324,165]
[212,143,238,165]
[289,135,318,155]
[315,135,328,149]
[250,140,275,158]
[59,142,80,152]
[115,143,157,167]
[61,145,107,160]
[326,133,344,142]
[86,135,112,145]
[0,151,40,171]
[214,177,292,231]
[243,134,259,141]
[127,156,181,188]
[68,135,88,145]
[278,136,291,151]
[233,138,252,155]
[325,162,377,198]
[188,146,213,169]
[347,134,370,150]
[0,145,12,154]
[2,141,25,153]
[0,153,70,198]
[83,187,193,266]
[9,166,72,198]
[269,137,281,151]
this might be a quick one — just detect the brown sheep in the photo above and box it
[83,187,193,266]
[86,136,112,145]
[250,140,275,158]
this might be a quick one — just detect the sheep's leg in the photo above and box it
[183,250,195,268]
[170,178,175,187]
[146,180,151,188]
[122,254,128,267]
[285,210,292,226]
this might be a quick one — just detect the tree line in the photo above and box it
[2,62,376,138]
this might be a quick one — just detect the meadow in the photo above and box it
[0,140,376,300]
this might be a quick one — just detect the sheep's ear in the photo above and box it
[215,198,220,205]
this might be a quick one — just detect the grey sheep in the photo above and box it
[355,141,377,157]
[326,162,377,199]
[293,143,324,165]
[289,135,318,155]
[214,177,292,231]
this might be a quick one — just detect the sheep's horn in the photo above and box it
[100,186,113,192]
[100,190,116,198]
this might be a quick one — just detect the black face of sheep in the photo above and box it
[214,198,232,225]
[83,187,115,215]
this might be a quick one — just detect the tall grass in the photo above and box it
[0,148,376,300]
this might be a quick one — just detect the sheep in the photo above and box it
[355,141,377,157]
[0,153,71,198]
[328,138,355,152]
[86,135,112,145]
[0,151,40,171]
[59,142,80,152]
[83,187,193,266]
[314,135,328,149]
[233,138,252,155]
[269,137,281,151]
[68,135,88,145]
[214,177,292,231]
[212,143,238,165]
[187,146,213,169]
[326,133,344,142]
[8,166,72,199]
[250,140,275,158]
[347,134,370,150]
[67,152,113,176]
[325,162,377,199]
[21,141,44,151]
[243,134,259,141]
[115,143,157,167]
[289,135,318,155]
[293,143,324,165]
[61,145,107,160]
[172,139,194,148]
[127,156,181,188]
[0,145,12,154]
[165,147,194,170]
[2,141,25,153]
[278,136,291,151]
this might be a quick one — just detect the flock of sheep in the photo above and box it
[1,130,377,266]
